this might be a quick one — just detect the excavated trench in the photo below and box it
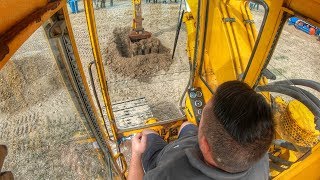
[106,27,173,79]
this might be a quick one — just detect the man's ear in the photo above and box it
[199,135,217,166]
[199,135,210,153]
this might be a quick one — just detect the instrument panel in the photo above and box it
[188,88,205,123]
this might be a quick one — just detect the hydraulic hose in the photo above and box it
[172,10,184,59]
[88,61,104,117]
[272,139,310,153]
[270,79,320,92]
[256,85,320,130]
[278,85,320,108]
[88,61,111,139]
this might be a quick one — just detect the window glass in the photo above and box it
[68,1,189,130]
[0,28,109,179]
[260,17,320,178]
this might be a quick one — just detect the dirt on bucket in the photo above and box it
[105,27,173,79]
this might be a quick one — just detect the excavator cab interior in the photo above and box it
[0,0,320,179]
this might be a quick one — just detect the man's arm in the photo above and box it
[128,132,147,180]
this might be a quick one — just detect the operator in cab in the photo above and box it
[128,80,274,180]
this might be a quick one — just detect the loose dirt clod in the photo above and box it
[106,27,173,79]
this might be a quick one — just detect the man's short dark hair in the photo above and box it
[201,80,274,173]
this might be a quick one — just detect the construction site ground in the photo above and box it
[0,1,319,179]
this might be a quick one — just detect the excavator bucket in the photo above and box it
[129,0,151,42]
[129,29,152,42]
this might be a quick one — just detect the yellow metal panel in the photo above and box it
[0,0,48,34]
[243,0,285,87]
[185,96,198,124]
[186,0,199,20]
[240,2,256,48]
[0,1,63,70]
[274,143,320,180]
[188,0,256,88]
[226,0,253,70]
[287,0,320,26]
[195,0,237,85]
[184,0,258,122]
[244,0,320,87]
[183,12,196,61]
[83,0,118,140]
[220,1,242,75]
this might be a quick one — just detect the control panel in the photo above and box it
[188,88,205,123]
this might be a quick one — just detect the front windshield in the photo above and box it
[69,0,189,129]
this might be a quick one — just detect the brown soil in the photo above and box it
[106,27,173,79]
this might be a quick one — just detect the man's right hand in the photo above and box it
[128,133,147,180]
[131,132,147,157]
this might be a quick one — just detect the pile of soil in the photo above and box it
[106,27,173,79]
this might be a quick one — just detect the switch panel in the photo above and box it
[188,88,205,123]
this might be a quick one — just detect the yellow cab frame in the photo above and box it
[0,0,319,179]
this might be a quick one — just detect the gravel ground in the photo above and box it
[269,24,320,82]
[0,29,108,179]
[0,1,319,179]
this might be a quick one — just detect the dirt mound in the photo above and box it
[106,27,173,79]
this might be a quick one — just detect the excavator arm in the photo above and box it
[129,0,151,41]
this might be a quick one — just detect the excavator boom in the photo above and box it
[129,0,151,42]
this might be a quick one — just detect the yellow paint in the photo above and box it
[75,138,97,144]
[145,118,158,125]
[122,120,185,143]
[271,97,320,178]
[0,1,64,70]
[182,12,196,61]
[286,100,319,146]
[0,0,48,34]
[274,143,320,180]
[73,131,97,144]
[185,95,198,125]
[122,125,164,137]
[241,0,280,86]
[288,100,319,135]
[83,0,118,141]
[240,1,256,49]
[63,2,111,148]
[185,0,257,91]
[114,153,128,174]
[288,0,320,27]
[275,97,319,147]
[131,0,141,29]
